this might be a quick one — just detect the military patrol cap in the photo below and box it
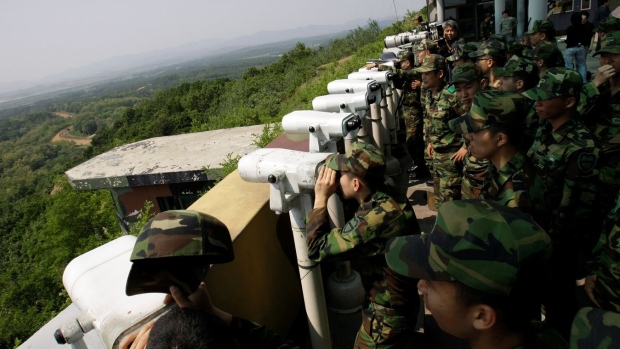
[493,56,538,78]
[468,39,506,58]
[570,307,620,349]
[522,67,583,101]
[414,39,437,52]
[447,43,477,62]
[507,42,524,55]
[525,20,555,35]
[449,90,526,134]
[595,17,620,33]
[326,141,385,181]
[126,210,234,296]
[399,51,416,64]
[488,34,506,44]
[413,54,446,73]
[594,31,620,56]
[527,41,563,64]
[450,62,481,84]
[385,200,551,296]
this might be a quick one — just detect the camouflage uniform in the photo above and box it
[450,63,490,199]
[587,192,620,312]
[523,68,603,339]
[493,56,540,150]
[446,43,477,67]
[394,52,426,175]
[415,54,466,209]
[570,307,620,349]
[578,31,620,214]
[480,18,493,42]
[305,142,421,349]
[385,200,567,349]
[449,90,537,213]
[468,40,508,90]
[524,20,565,66]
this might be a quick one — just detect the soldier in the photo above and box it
[479,13,493,42]
[395,52,432,180]
[449,63,490,200]
[506,42,524,60]
[525,20,557,47]
[525,20,565,65]
[570,307,620,349]
[306,142,421,349]
[120,211,299,349]
[446,43,477,68]
[499,10,517,44]
[492,56,540,151]
[579,30,620,214]
[469,40,507,89]
[584,193,620,313]
[385,200,567,349]
[449,90,538,213]
[415,54,467,210]
[591,16,620,55]
[414,38,438,66]
[525,41,564,77]
[523,67,602,339]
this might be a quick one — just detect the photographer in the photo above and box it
[439,20,466,58]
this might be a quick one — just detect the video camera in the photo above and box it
[383,22,444,50]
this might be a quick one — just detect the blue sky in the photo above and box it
[0,0,426,84]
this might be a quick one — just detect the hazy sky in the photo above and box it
[0,0,426,84]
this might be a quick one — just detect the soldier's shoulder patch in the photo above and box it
[447,85,456,93]
[577,152,597,172]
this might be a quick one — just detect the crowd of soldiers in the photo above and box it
[118,16,620,349]
[380,15,620,349]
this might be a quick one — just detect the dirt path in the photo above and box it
[53,111,74,118]
[51,126,93,146]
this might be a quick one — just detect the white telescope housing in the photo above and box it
[282,110,360,153]
[312,93,375,114]
[327,79,381,95]
[58,235,167,348]
[348,71,393,86]
[238,148,331,213]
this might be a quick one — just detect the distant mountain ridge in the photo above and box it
[0,17,393,102]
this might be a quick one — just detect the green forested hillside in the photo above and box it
[0,17,418,348]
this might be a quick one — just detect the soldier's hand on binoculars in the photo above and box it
[119,321,153,349]
[314,166,338,209]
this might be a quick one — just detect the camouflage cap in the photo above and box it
[507,42,524,55]
[448,90,527,134]
[399,51,416,63]
[450,62,481,84]
[488,34,507,44]
[325,141,385,181]
[413,54,446,73]
[522,67,583,101]
[570,307,620,349]
[385,200,551,296]
[525,20,555,35]
[493,56,538,78]
[596,17,620,34]
[468,39,506,58]
[527,41,563,64]
[414,38,437,52]
[594,31,620,56]
[126,210,234,296]
[447,43,477,62]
